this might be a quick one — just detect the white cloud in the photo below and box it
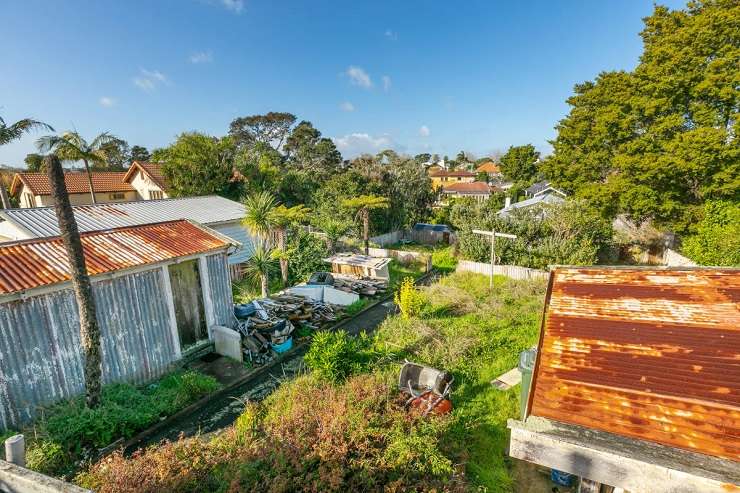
[133,69,169,92]
[382,75,392,92]
[346,66,372,88]
[333,132,398,156]
[339,101,355,112]
[189,51,213,64]
[418,125,430,137]
[99,96,116,107]
[221,0,244,13]
[384,29,397,41]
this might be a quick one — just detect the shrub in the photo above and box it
[26,440,69,476]
[394,277,425,319]
[344,299,367,317]
[682,200,740,266]
[431,246,458,272]
[303,330,373,382]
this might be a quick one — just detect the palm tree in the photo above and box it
[342,195,390,254]
[315,216,354,254]
[270,204,310,285]
[245,246,279,298]
[46,154,102,408]
[0,116,53,146]
[37,131,118,204]
[0,115,54,208]
[242,191,278,248]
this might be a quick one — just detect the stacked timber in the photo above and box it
[332,274,388,297]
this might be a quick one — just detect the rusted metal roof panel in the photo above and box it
[529,267,740,462]
[0,220,230,294]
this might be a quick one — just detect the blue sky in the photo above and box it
[1,0,687,166]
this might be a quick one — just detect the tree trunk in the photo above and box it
[363,209,370,255]
[0,186,10,209]
[278,229,288,286]
[327,237,336,255]
[83,158,97,204]
[261,273,269,298]
[46,154,102,408]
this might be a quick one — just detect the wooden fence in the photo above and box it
[367,248,432,272]
[456,260,549,281]
[369,230,404,247]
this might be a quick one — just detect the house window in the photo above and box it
[109,192,126,201]
[149,190,163,200]
[24,193,34,207]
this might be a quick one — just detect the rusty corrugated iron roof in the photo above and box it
[529,267,740,462]
[0,220,230,295]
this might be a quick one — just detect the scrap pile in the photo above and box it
[234,293,345,365]
[332,274,388,297]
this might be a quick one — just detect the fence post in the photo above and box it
[5,434,25,467]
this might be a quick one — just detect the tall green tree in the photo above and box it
[130,145,150,163]
[99,137,131,170]
[313,216,354,254]
[342,195,390,254]
[229,112,297,150]
[157,132,236,198]
[242,191,278,248]
[499,144,540,184]
[682,200,740,266]
[283,120,342,177]
[24,153,45,172]
[543,0,740,232]
[245,246,279,298]
[37,131,118,204]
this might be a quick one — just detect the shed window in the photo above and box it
[149,190,163,200]
[109,192,126,200]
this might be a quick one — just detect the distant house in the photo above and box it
[475,160,501,176]
[0,195,255,277]
[509,267,740,493]
[441,181,492,201]
[524,180,561,198]
[410,223,453,244]
[122,161,170,200]
[497,188,565,217]
[9,161,169,208]
[429,169,476,189]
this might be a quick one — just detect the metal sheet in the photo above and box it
[206,253,233,327]
[0,220,230,295]
[0,195,246,239]
[529,267,740,462]
[210,223,255,264]
[0,268,179,430]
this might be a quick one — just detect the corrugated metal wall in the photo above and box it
[206,253,233,327]
[0,270,179,430]
[212,222,255,264]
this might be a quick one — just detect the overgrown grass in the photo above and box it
[343,298,368,317]
[388,258,425,288]
[78,272,545,492]
[17,370,220,478]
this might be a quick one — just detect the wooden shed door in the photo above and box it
[168,260,207,348]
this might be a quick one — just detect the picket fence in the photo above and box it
[456,260,549,281]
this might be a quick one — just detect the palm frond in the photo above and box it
[0,118,54,146]
[243,191,278,242]
[90,132,118,150]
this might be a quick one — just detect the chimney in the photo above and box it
[504,196,511,209]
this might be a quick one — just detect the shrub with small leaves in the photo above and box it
[26,440,69,476]
[304,330,372,382]
[394,277,425,319]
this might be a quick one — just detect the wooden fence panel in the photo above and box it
[456,260,548,281]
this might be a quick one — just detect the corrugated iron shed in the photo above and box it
[529,267,740,462]
[0,220,231,295]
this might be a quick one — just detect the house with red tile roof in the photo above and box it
[429,169,477,189]
[10,162,169,208]
[440,181,493,201]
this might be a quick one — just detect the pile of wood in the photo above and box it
[333,275,388,297]
[261,295,342,328]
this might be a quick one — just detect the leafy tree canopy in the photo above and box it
[681,200,740,266]
[130,145,150,163]
[543,0,740,232]
[24,153,44,172]
[499,144,540,184]
[229,112,297,150]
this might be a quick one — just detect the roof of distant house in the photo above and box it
[0,220,233,295]
[525,180,553,196]
[0,195,245,238]
[429,169,476,178]
[10,172,134,196]
[529,266,740,461]
[123,161,168,190]
[442,181,492,194]
[498,189,565,215]
[412,223,452,233]
[475,161,500,174]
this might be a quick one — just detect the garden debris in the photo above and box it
[398,360,454,416]
[491,367,522,390]
[332,274,388,297]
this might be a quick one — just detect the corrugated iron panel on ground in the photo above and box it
[529,267,740,462]
[206,253,233,326]
[0,269,179,430]
[0,195,246,238]
[0,220,229,295]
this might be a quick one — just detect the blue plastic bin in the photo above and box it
[272,337,293,354]
[550,469,574,486]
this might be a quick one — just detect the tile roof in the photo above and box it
[0,195,245,238]
[498,190,565,215]
[442,181,492,194]
[123,161,168,190]
[0,220,231,295]
[429,170,476,178]
[529,267,740,462]
[10,172,134,196]
[476,161,500,174]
